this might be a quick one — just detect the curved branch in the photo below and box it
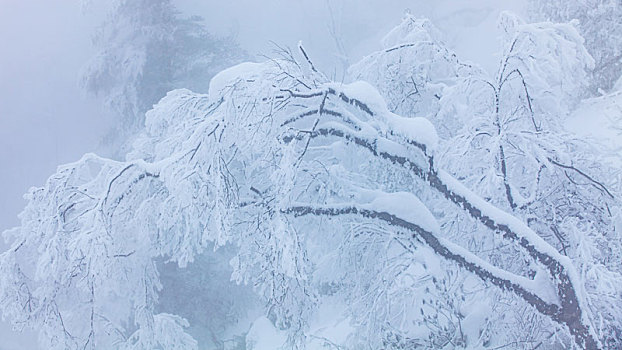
[285,121,598,348]
[284,203,558,315]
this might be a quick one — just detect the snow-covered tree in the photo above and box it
[529,0,622,93]
[438,11,595,210]
[349,15,479,139]
[437,13,621,347]
[3,5,622,348]
[81,0,246,147]
[1,35,615,348]
[349,12,622,348]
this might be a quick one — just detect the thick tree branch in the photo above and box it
[282,109,598,348]
[284,204,558,315]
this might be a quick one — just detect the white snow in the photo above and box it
[330,81,389,113]
[385,113,438,153]
[307,298,354,347]
[328,81,439,153]
[3,1,618,348]
[207,62,265,103]
[363,191,440,234]
[438,235,559,305]
[380,15,442,49]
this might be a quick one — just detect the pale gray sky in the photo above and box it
[0,1,110,236]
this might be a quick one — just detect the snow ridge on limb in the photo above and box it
[285,191,558,308]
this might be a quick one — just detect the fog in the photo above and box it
[4,1,576,349]
[0,1,110,233]
[177,0,524,76]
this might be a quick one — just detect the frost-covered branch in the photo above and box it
[3,41,614,348]
[284,201,558,313]
[280,83,599,348]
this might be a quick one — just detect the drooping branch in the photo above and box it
[279,92,599,348]
[428,170,597,349]
[283,202,596,348]
[284,204,557,312]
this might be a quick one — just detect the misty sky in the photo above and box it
[0,1,525,348]
[0,1,110,236]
